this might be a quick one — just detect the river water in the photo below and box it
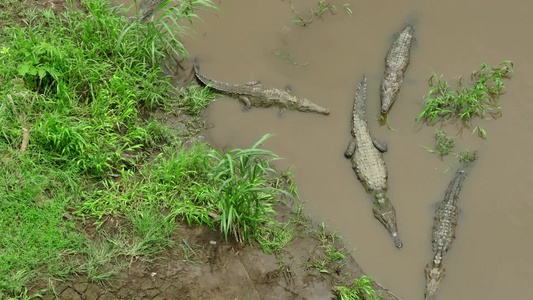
[131,0,533,299]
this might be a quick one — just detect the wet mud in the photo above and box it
[33,205,400,300]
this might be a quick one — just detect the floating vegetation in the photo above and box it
[422,129,455,157]
[271,47,308,66]
[416,61,514,139]
[421,130,478,172]
[333,275,382,300]
[290,0,352,27]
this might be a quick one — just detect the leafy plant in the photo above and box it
[422,129,455,157]
[209,134,288,243]
[291,0,352,26]
[178,84,215,115]
[256,222,296,254]
[271,47,308,66]
[131,0,218,65]
[334,275,382,300]
[441,150,478,173]
[459,149,477,164]
[416,61,513,139]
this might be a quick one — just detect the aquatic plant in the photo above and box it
[291,0,352,26]
[271,47,309,66]
[209,134,289,243]
[422,129,455,157]
[416,61,513,139]
[333,275,382,300]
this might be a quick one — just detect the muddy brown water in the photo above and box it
[123,0,533,299]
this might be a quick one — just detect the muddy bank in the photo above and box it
[33,202,400,300]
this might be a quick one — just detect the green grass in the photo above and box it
[0,0,317,297]
[256,222,296,254]
[0,153,86,296]
[422,129,455,157]
[291,0,352,26]
[271,47,309,66]
[416,61,513,139]
[177,84,215,115]
[209,134,290,243]
[0,0,222,296]
[305,222,349,275]
[419,129,478,172]
[333,275,382,300]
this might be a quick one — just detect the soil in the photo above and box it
[21,1,402,299]
[33,207,401,300]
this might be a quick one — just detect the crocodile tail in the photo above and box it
[351,75,367,136]
[354,75,367,112]
[192,58,211,86]
[193,58,200,73]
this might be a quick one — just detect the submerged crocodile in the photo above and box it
[425,158,476,300]
[193,59,330,115]
[380,23,415,114]
[344,75,402,249]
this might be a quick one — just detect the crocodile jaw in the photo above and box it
[288,96,330,115]
[372,192,402,248]
[425,261,446,300]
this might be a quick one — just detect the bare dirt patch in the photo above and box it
[34,212,401,300]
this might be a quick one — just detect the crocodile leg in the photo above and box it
[246,80,260,86]
[285,85,292,93]
[372,139,388,153]
[344,137,357,158]
[239,96,252,110]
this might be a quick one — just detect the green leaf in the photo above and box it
[38,67,47,79]
[45,67,60,79]
[18,63,32,76]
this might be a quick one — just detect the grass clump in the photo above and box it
[333,275,382,300]
[306,222,349,275]
[416,61,513,139]
[271,47,309,66]
[291,0,352,26]
[209,134,290,243]
[177,84,215,115]
[256,222,296,254]
[421,129,478,172]
[422,129,455,157]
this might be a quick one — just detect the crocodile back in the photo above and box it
[351,76,388,191]
[432,164,472,254]
[385,24,414,72]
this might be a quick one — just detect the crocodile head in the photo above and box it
[372,192,403,249]
[296,100,330,115]
[284,94,330,115]
[380,72,403,114]
[425,259,446,300]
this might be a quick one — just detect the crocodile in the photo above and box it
[344,75,402,249]
[193,59,330,115]
[380,23,415,114]
[424,158,476,300]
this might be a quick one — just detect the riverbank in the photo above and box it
[0,1,399,299]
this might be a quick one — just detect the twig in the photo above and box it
[20,127,29,152]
